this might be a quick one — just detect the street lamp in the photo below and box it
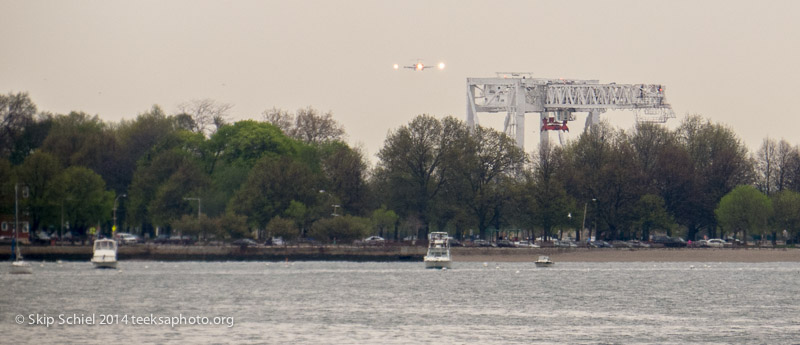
[319,190,340,217]
[113,193,127,236]
[581,198,596,243]
[183,197,201,219]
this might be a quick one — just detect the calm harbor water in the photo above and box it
[2,260,800,344]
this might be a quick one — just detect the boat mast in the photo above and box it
[13,183,18,260]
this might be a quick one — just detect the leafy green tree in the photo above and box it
[309,215,370,244]
[10,113,53,165]
[371,206,399,239]
[283,200,310,236]
[17,152,61,231]
[41,112,115,176]
[562,122,644,240]
[376,115,459,239]
[128,150,207,234]
[448,123,526,239]
[172,214,217,241]
[114,105,180,191]
[770,190,800,244]
[266,216,300,241]
[230,156,321,228]
[680,115,754,239]
[0,92,37,161]
[631,194,675,241]
[526,142,570,241]
[50,166,114,237]
[715,185,772,242]
[0,158,14,215]
[648,135,696,238]
[319,142,369,216]
[210,120,299,168]
[148,161,210,227]
[215,212,249,240]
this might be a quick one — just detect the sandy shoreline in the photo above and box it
[454,248,800,263]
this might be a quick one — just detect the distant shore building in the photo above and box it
[0,214,30,244]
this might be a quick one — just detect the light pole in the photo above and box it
[183,197,201,219]
[319,190,340,217]
[113,194,127,236]
[581,198,596,243]
[14,184,20,258]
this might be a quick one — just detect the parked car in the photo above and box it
[153,234,170,244]
[611,241,632,248]
[516,240,539,248]
[706,238,727,248]
[472,239,493,247]
[32,231,52,244]
[166,235,195,245]
[232,238,259,247]
[265,237,285,246]
[496,240,514,248]
[629,240,651,248]
[651,235,687,248]
[118,233,140,245]
[363,236,386,245]
[589,240,612,248]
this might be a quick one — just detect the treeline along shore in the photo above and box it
[4,245,800,263]
[5,91,800,251]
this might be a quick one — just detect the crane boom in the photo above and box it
[466,74,675,148]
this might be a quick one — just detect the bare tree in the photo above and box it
[755,138,777,195]
[293,107,345,144]
[261,106,345,144]
[177,99,233,136]
[775,139,794,193]
[261,107,294,135]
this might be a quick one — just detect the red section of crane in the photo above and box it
[540,117,569,132]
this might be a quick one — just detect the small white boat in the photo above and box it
[424,232,452,269]
[10,237,32,274]
[91,239,118,269]
[9,185,33,274]
[11,257,33,274]
[535,255,554,267]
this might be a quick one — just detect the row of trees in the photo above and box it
[3,91,800,244]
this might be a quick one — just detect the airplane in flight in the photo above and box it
[393,60,445,71]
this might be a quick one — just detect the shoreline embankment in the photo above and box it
[3,245,800,263]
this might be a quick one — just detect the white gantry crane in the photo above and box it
[466,73,675,147]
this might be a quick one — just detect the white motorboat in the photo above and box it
[535,255,554,267]
[424,232,452,269]
[91,239,118,269]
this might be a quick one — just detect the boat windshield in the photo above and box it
[95,241,116,250]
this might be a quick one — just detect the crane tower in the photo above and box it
[466,73,675,147]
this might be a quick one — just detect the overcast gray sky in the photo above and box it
[2,0,798,162]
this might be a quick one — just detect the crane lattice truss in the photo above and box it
[466,73,675,147]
